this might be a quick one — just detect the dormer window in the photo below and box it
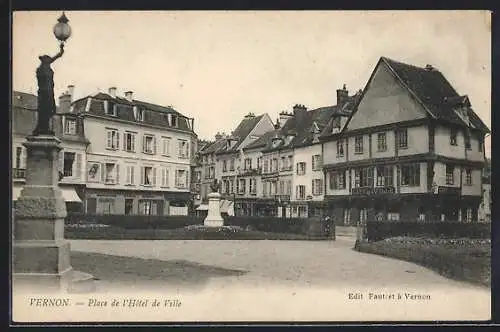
[136,107,145,122]
[464,133,471,150]
[64,118,76,135]
[171,114,178,127]
[106,101,117,116]
[450,128,458,146]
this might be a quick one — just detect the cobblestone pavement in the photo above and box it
[68,236,489,293]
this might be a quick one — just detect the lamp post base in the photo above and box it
[204,192,224,227]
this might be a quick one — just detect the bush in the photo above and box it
[365,221,491,242]
[224,216,308,234]
[65,213,203,229]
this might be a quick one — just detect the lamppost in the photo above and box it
[13,12,94,293]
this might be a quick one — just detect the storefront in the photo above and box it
[84,188,191,216]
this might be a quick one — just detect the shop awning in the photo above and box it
[196,204,208,211]
[60,187,82,203]
[12,186,81,203]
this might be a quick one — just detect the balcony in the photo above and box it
[13,168,26,179]
[240,167,262,176]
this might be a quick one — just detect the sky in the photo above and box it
[12,10,491,156]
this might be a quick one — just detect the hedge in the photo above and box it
[365,221,491,242]
[64,213,331,237]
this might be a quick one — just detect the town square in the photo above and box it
[11,11,491,322]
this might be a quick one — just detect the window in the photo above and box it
[354,136,363,154]
[286,180,292,195]
[329,171,346,190]
[312,179,323,196]
[170,114,178,127]
[257,157,262,170]
[354,167,374,188]
[99,198,115,214]
[175,169,188,188]
[143,135,155,154]
[230,158,235,171]
[161,168,169,187]
[298,206,307,218]
[478,138,483,152]
[296,162,306,175]
[450,129,458,146]
[178,140,189,159]
[401,163,420,186]
[14,147,26,178]
[312,155,322,171]
[272,158,278,172]
[64,118,76,135]
[280,157,286,171]
[263,160,269,173]
[465,169,472,186]
[123,132,136,152]
[138,200,163,216]
[106,129,119,150]
[136,108,145,122]
[249,178,257,194]
[105,163,119,184]
[464,133,471,150]
[63,152,75,177]
[445,164,454,185]
[244,158,252,170]
[344,209,351,225]
[238,179,246,194]
[296,185,306,200]
[376,165,394,187]
[465,208,473,222]
[105,101,117,116]
[263,182,268,197]
[125,165,135,185]
[397,129,408,149]
[223,160,227,172]
[125,199,134,215]
[337,140,344,157]
[271,181,278,195]
[279,180,284,194]
[377,132,387,152]
[141,166,155,186]
[161,137,171,156]
[288,156,293,171]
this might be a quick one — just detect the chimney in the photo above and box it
[215,132,223,140]
[125,91,134,102]
[425,64,435,71]
[108,86,117,98]
[244,112,255,119]
[58,92,72,113]
[67,85,75,101]
[279,111,293,129]
[336,84,349,106]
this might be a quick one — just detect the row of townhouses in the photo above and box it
[193,56,491,223]
[12,87,198,216]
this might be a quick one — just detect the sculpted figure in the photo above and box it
[34,43,64,135]
[210,179,221,193]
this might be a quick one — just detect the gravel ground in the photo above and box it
[68,237,490,293]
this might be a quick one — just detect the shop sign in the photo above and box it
[437,186,461,195]
[351,186,395,195]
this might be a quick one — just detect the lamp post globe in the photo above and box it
[53,12,71,43]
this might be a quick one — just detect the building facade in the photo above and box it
[64,87,197,216]
[12,90,89,212]
[321,57,490,224]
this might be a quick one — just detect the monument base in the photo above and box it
[12,135,95,294]
[204,192,224,227]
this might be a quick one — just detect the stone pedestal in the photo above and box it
[13,135,95,293]
[204,192,224,227]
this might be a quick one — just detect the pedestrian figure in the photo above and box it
[323,215,332,238]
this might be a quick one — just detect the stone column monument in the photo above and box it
[204,179,224,227]
[13,17,94,293]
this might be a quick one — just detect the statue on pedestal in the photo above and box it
[33,43,64,136]
[210,179,220,193]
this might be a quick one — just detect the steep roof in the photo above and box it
[216,114,266,154]
[11,91,89,144]
[380,57,490,133]
[244,129,280,151]
[12,91,37,110]
[72,92,193,132]
[200,137,227,154]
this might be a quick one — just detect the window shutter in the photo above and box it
[153,137,157,155]
[185,171,189,187]
[140,166,144,185]
[59,151,64,172]
[142,136,145,153]
[312,180,315,195]
[21,147,27,169]
[123,133,126,150]
[101,163,106,183]
[131,166,135,185]
[295,186,298,199]
[115,164,120,184]
[152,167,157,186]
[75,153,82,179]
[116,132,120,149]
[296,163,299,174]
